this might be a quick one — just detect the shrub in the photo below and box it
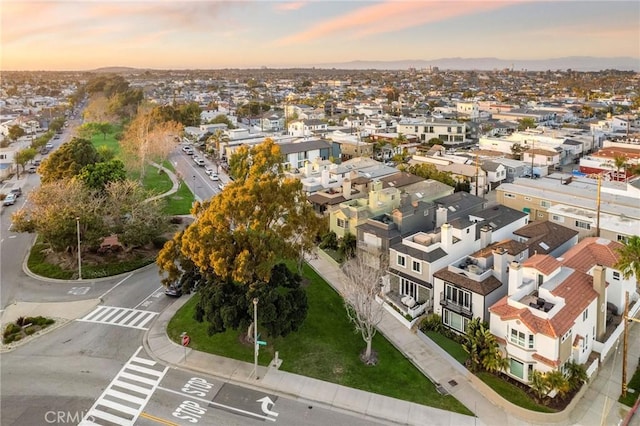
[152,236,169,249]
[13,334,22,342]
[3,334,15,344]
[319,231,338,250]
[420,313,443,333]
[170,216,184,224]
[24,326,36,335]
[15,316,26,326]
[3,323,21,338]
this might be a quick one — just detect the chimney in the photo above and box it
[441,222,453,252]
[321,169,330,186]
[435,206,448,228]
[304,161,312,176]
[593,264,607,341]
[508,261,523,295]
[342,178,352,200]
[493,247,509,284]
[480,225,493,249]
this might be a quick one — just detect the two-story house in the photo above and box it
[287,119,328,137]
[278,139,335,170]
[489,257,605,384]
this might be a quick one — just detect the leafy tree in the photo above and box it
[8,125,25,142]
[78,159,126,190]
[96,145,117,162]
[39,137,100,183]
[510,143,527,160]
[319,231,338,250]
[517,117,536,131]
[565,360,588,391]
[209,114,235,129]
[338,232,357,260]
[15,147,37,179]
[194,263,307,339]
[462,318,505,373]
[108,89,143,120]
[48,117,65,133]
[158,139,321,337]
[405,163,456,187]
[83,94,118,123]
[341,251,386,365]
[178,102,202,127]
[615,235,640,288]
[545,370,570,400]
[529,370,550,403]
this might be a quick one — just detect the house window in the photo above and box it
[510,329,526,347]
[575,220,591,230]
[540,200,551,208]
[445,285,471,309]
[551,215,563,222]
[528,334,534,349]
[336,218,347,229]
[509,358,525,379]
[618,235,629,243]
[561,330,571,342]
[443,310,470,333]
[537,213,544,218]
[397,254,406,267]
[613,271,620,281]
[524,196,532,201]
[412,260,421,273]
[504,193,515,199]
[400,277,417,299]
[582,309,588,321]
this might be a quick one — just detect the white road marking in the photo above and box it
[156,386,277,422]
[99,273,133,299]
[133,287,165,310]
[80,346,167,426]
[78,306,158,330]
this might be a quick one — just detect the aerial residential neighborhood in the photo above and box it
[1,2,640,426]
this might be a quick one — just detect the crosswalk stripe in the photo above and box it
[78,306,158,330]
[81,346,168,426]
[125,363,165,378]
[104,389,146,406]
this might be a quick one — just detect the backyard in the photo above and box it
[167,262,473,415]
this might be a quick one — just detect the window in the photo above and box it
[524,196,532,201]
[445,285,471,309]
[613,271,620,281]
[528,334,534,349]
[561,330,571,342]
[618,235,629,243]
[412,260,421,273]
[551,215,564,222]
[538,213,544,218]
[582,309,588,321]
[443,310,470,333]
[540,200,551,208]
[510,329,526,347]
[400,277,417,299]
[336,218,347,228]
[397,254,406,267]
[510,358,525,379]
[504,193,515,199]
[575,220,591,230]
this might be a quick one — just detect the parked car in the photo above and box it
[33,159,41,166]
[10,187,22,198]
[204,167,214,176]
[218,182,226,190]
[182,145,194,155]
[164,284,182,297]
[193,157,205,167]
[209,173,219,181]
[3,193,17,206]
[45,142,54,149]
[27,166,37,174]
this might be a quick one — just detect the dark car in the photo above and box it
[164,284,182,297]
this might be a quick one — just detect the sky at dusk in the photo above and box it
[2,1,639,71]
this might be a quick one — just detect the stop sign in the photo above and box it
[182,334,190,347]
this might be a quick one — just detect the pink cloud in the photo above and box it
[276,1,517,46]
[274,2,306,12]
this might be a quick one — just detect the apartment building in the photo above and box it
[397,118,469,146]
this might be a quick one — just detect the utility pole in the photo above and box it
[76,217,82,280]
[475,153,479,197]
[253,298,259,380]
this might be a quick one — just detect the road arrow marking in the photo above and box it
[257,396,279,417]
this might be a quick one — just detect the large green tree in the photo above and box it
[15,147,37,179]
[39,137,101,183]
[158,139,321,336]
[8,125,25,142]
[78,159,127,191]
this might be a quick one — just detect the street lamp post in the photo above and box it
[193,175,196,205]
[253,298,259,380]
[76,217,82,280]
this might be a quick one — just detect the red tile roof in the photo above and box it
[561,237,624,273]
[523,254,562,276]
[489,270,597,338]
[532,353,561,368]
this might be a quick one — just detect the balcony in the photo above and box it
[440,291,473,317]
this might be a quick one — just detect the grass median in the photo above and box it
[168,262,473,415]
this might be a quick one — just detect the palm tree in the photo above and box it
[529,370,550,403]
[545,370,570,400]
[615,235,640,289]
[565,360,588,391]
[613,155,629,181]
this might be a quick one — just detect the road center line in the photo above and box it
[156,385,276,422]
[139,411,180,426]
[99,273,133,299]
[133,287,165,310]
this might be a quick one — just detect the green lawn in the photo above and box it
[425,331,468,364]
[476,372,554,413]
[90,125,123,157]
[168,263,473,415]
[163,181,194,215]
[619,366,640,407]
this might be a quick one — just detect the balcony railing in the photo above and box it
[439,292,473,317]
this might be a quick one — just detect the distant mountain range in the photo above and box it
[92,56,639,73]
[311,56,640,72]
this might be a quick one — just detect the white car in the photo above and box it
[182,146,194,155]
[193,157,205,167]
[218,182,225,190]
[204,167,214,176]
[209,173,219,181]
[3,193,17,206]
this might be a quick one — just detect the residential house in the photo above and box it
[278,139,335,170]
[489,258,604,384]
[287,119,328,137]
[482,161,507,190]
[512,221,579,258]
[329,180,402,238]
[397,118,469,146]
[492,158,529,183]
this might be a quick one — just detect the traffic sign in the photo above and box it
[257,340,267,346]
[182,334,191,347]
